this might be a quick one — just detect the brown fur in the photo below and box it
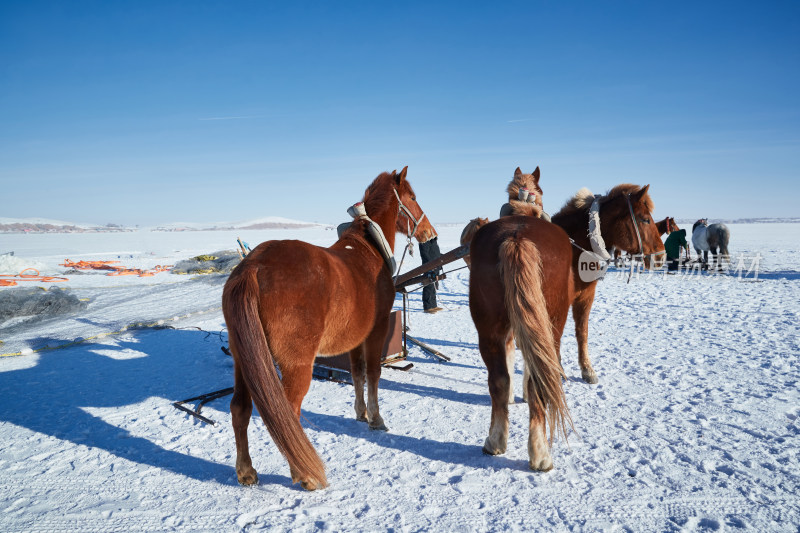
[222,168,434,490]
[460,217,489,268]
[468,184,664,470]
[498,238,572,444]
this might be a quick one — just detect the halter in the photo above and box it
[392,187,430,282]
[393,188,427,240]
[625,193,667,265]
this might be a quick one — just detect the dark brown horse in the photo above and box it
[222,168,434,490]
[468,184,664,471]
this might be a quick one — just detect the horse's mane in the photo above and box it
[554,183,655,218]
[460,217,489,244]
[362,172,398,216]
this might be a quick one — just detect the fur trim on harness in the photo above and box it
[588,194,612,261]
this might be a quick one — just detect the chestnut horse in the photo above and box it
[656,216,679,236]
[222,168,434,490]
[468,184,664,471]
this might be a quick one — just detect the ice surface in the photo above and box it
[0,223,798,531]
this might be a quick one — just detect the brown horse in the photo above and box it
[468,184,664,471]
[656,216,679,236]
[222,167,435,490]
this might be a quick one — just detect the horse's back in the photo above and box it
[227,238,388,356]
[470,217,573,315]
[471,216,572,272]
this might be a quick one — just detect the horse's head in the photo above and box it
[392,166,437,243]
[692,219,708,234]
[506,167,544,216]
[668,217,680,233]
[460,217,490,247]
[603,184,665,269]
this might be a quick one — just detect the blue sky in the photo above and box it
[2,1,798,226]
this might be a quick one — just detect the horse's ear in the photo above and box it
[532,166,540,182]
[395,166,408,184]
[633,184,650,203]
[514,167,523,178]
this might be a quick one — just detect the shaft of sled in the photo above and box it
[394,244,469,289]
[406,335,451,362]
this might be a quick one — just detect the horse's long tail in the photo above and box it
[222,268,327,488]
[498,237,572,444]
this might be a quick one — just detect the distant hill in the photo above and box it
[151,216,325,232]
[0,218,133,234]
[0,216,326,234]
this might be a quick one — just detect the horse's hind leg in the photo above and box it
[279,355,323,487]
[505,334,516,403]
[349,345,368,422]
[364,321,389,431]
[480,334,512,455]
[525,378,553,471]
[230,362,258,485]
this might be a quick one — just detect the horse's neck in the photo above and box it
[553,210,620,252]
[365,204,398,252]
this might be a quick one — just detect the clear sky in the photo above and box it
[2,1,798,226]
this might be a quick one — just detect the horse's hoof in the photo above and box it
[300,478,326,491]
[581,369,598,384]
[482,439,506,455]
[237,469,259,486]
[356,414,368,423]
[529,456,554,472]
[369,422,388,431]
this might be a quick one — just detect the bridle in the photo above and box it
[625,193,666,265]
[393,188,427,240]
[392,187,430,282]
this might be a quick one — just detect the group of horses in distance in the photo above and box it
[221,165,669,489]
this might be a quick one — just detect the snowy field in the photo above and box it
[1,223,799,532]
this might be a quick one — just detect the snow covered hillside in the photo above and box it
[0,223,798,531]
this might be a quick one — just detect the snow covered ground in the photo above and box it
[1,223,799,532]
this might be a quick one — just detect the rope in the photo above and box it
[61,259,172,278]
[0,268,69,287]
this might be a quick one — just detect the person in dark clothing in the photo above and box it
[419,236,443,313]
[664,228,689,271]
